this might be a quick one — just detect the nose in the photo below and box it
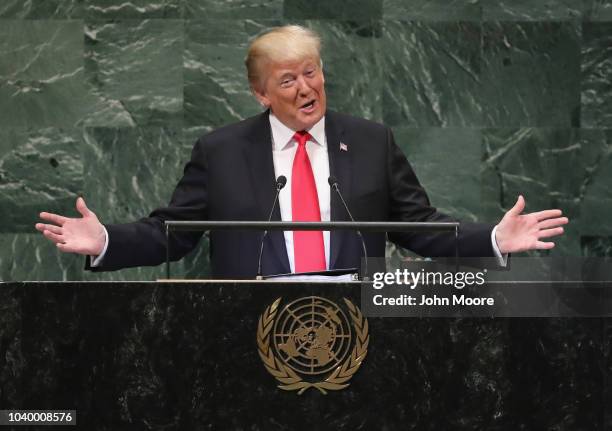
[296,76,312,96]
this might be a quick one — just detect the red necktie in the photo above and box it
[291,131,326,272]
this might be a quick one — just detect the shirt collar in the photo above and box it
[269,112,326,151]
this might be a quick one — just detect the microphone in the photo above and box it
[328,176,369,281]
[256,175,287,279]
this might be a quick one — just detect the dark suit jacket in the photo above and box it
[89,110,494,278]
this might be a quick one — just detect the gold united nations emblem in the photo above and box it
[257,296,369,395]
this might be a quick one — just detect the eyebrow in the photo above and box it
[279,73,295,80]
[276,64,317,80]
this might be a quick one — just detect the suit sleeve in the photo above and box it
[384,127,495,258]
[87,138,209,271]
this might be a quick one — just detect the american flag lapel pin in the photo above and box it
[340,142,348,152]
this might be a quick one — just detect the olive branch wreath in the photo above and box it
[257,297,369,395]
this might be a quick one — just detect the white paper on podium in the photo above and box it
[264,273,357,282]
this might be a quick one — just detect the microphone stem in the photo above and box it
[332,184,369,281]
[257,183,282,279]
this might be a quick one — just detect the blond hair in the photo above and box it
[245,25,322,91]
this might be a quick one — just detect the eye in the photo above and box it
[305,69,315,77]
[280,77,295,87]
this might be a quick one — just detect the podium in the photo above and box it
[0,281,607,429]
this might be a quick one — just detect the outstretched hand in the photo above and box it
[35,197,106,256]
[495,195,568,254]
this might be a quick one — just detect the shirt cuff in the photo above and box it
[89,225,109,267]
[491,225,508,267]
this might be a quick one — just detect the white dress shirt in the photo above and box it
[269,113,330,273]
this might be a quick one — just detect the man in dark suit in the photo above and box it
[35,25,568,278]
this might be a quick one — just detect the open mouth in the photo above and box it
[300,100,316,111]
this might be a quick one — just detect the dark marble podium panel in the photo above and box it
[0,282,609,430]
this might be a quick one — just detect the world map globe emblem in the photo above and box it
[272,296,353,376]
[258,296,369,394]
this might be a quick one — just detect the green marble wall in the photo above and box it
[1,0,611,280]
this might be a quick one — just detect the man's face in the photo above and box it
[254,58,326,131]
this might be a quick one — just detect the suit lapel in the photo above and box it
[244,110,290,274]
[326,112,351,269]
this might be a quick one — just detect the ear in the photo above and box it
[251,85,271,108]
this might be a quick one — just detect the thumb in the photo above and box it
[76,196,92,217]
[508,195,525,216]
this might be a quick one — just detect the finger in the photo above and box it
[538,217,569,229]
[538,227,564,239]
[531,209,563,221]
[76,197,91,217]
[508,195,525,216]
[36,223,63,235]
[56,242,74,253]
[58,242,95,255]
[535,241,555,250]
[39,212,68,226]
[43,230,65,244]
